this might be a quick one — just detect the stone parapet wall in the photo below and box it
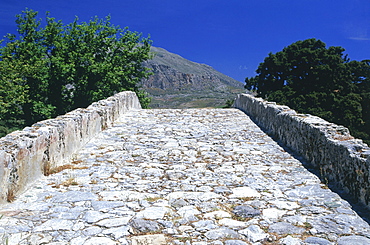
[234,93,370,209]
[0,91,141,203]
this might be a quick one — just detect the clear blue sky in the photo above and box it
[1,0,369,82]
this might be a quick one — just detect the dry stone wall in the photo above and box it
[234,93,370,210]
[0,91,141,203]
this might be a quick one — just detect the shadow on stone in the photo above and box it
[245,113,370,225]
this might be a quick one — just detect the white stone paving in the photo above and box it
[1,108,370,244]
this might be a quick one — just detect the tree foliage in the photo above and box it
[0,9,152,136]
[245,38,370,144]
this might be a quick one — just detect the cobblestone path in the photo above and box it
[1,108,370,245]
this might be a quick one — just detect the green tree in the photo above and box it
[0,9,152,136]
[42,14,152,112]
[0,51,29,135]
[2,10,54,126]
[247,39,355,99]
[246,38,370,144]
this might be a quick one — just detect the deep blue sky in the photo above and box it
[1,0,370,82]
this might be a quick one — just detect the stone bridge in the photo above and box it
[0,92,370,244]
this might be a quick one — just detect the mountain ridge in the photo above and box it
[141,47,245,108]
[148,47,243,87]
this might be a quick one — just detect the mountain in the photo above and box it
[140,47,245,108]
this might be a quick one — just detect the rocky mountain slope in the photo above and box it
[141,47,245,108]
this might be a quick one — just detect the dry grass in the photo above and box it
[276,170,290,174]
[145,196,162,202]
[61,177,78,187]
[43,161,52,176]
[71,160,83,165]
[51,176,78,188]
[44,163,88,176]
[90,179,98,184]
[6,189,15,203]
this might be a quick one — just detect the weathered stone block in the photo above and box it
[0,91,141,203]
[234,93,370,210]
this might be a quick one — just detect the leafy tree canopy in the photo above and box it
[245,38,370,144]
[0,9,152,136]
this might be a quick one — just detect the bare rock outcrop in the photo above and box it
[141,47,244,108]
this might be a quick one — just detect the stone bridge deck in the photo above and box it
[1,108,370,245]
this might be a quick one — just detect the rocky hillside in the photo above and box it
[141,47,245,108]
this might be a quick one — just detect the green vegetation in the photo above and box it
[0,9,152,137]
[245,38,370,145]
[222,99,234,108]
